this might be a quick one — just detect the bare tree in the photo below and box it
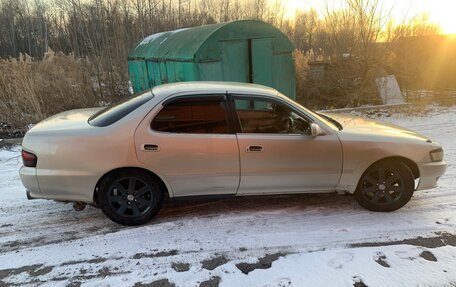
[320,0,394,105]
[0,0,446,113]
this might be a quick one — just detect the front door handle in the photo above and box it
[143,144,160,151]
[246,145,263,152]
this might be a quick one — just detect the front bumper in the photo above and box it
[416,160,447,191]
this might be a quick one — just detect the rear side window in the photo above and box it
[151,96,229,134]
[89,92,154,127]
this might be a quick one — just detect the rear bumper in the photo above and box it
[20,166,98,203]
[416,160,447,191]
[26,190,39,200]
[19,166,41,199]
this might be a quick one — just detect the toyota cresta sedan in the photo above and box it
[19,82,447,225]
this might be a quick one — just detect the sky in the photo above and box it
[281,0,456,34]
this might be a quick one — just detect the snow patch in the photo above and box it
[1,105,456,286]
[137,28,189,47]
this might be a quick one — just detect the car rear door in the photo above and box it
[134,94,240,197]
[231,95,343,194]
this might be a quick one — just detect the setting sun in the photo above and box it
[280,0,456,34]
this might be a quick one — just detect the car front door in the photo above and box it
[134,95,240,197]
[232,95,343,195]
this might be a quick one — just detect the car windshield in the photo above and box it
[88,91,154,127]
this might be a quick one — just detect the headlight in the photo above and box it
[430,149,444,162]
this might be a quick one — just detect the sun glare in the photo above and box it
[422,0,456,34]
[279,0,456,34]
[282,0,308,19]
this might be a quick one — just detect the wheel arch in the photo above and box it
[367,156,419,179]
[355,156,420,191]
[93,167,170,206]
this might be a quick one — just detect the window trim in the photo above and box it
[228,94,315,135]
[88,91,154,127]
[150,94,235,135]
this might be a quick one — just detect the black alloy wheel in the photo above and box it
[355,160,414,212]
[98,170,164,225]
[109,177,154,217]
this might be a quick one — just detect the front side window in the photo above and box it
[234,97,311,134]
[151,96,229,134]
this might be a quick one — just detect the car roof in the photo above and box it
[151,81,278,99]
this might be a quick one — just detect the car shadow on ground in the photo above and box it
[0,193,360,253]
[155,192,356,222]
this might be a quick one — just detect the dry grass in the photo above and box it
[0,51,127,130]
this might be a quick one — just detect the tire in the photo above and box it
[97,170,164,226]
[354,160,414,212]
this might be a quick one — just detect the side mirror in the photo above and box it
[310,123,324,137]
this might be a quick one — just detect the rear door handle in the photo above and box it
[246,145,263,152]
[143,144,160,151]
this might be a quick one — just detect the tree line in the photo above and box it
[0,0,447,129]
[0,0,440,61]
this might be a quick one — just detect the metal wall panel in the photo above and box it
[222,40,249,82]
[252,38,273,86]
[128,60,149,93]
[198,62,223,81]
[273,54,296,100]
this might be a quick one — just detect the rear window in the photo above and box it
[89,92,154,127]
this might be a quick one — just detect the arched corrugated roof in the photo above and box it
[128,20,294,62]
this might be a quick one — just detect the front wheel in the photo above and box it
[97,170,164,225]
[354,160,415,212]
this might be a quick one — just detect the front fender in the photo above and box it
[336,136,438,192]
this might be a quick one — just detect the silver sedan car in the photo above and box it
[20,82,447,225]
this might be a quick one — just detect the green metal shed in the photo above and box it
[127,20,296,100]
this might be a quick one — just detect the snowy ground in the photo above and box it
[0,105,455,287]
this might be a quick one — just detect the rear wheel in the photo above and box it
[97,170,164,225]
[354,160,414,212]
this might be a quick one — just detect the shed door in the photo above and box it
[251,38,273,86]
[221,39,274,86]
[222,40,248,82]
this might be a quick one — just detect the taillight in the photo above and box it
[22,150,37,167]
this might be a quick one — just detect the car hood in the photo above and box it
[28,107,103,134]
[322,112,430,142]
